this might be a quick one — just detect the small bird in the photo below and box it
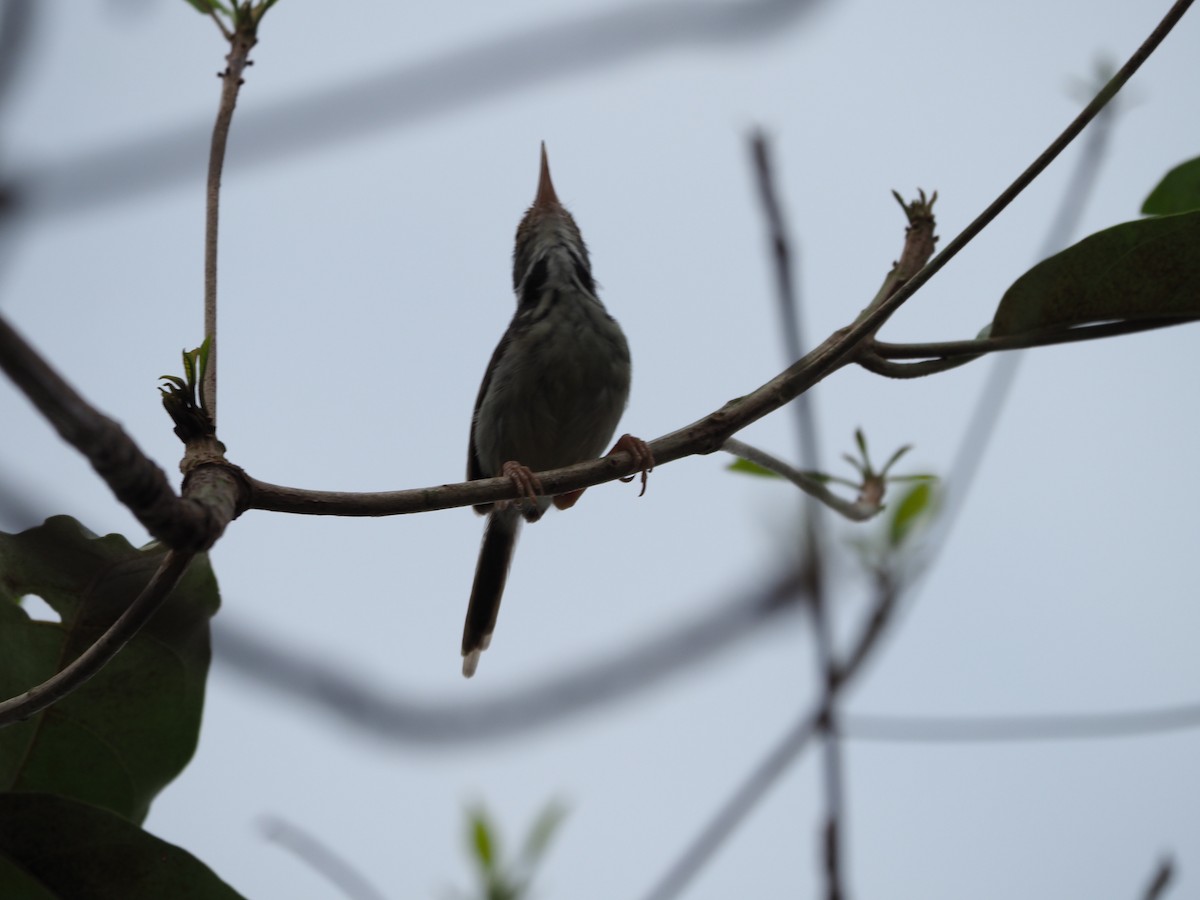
[462,144,652,678]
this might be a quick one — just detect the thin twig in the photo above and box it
[204,15,259,425]
[722,438,881,521]
[0,550,193,726]
[261,817,389,900]
[870,316,1195,361]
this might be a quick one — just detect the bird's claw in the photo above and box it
[501,460,543,507]
[612,434,654,497]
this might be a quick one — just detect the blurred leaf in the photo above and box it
[726,458,781,479]
[1142,156,1200,216]
[519,802,567,869]
[0,793,244,899]
[470,808,496,873]
[991,211,1200,336]
[0,517,220,824]
[888,481,935,548]
[180,0,216,12]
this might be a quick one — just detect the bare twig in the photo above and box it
[261,817,389,900]
[204,14,259,425]
[0,550,193,726]
[722,438,881,521]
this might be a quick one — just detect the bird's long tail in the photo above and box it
[461,508,521,677]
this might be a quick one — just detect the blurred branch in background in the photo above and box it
[844,703,1200,743]
[261,816,389,900]
[213,562,809,745]
[749,132,845,900]
[919,63,1120,571]
[9,0,827,220]
[1141,857,1175,900]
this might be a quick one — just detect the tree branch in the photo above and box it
[0,315,238,550]
[213,563,808,744]
[0,550,194,726]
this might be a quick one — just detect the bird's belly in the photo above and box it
[476,302,631,475]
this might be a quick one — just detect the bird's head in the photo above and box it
[512,143,592,293]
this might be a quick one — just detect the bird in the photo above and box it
[461,143,652,678]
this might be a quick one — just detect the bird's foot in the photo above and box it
[499,460,543,514]
[613,434,654,497]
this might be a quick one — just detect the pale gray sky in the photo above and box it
[3,1,1199,898]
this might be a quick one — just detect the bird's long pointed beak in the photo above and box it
[534,141,559,209]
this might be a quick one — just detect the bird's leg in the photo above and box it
[552,433,655,510]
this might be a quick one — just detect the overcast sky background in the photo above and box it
[2,1,1199,898]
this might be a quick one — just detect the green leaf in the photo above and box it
[991,211,1200,336]
[470,808,496,873]
[0,793,245,899]
[726,458,781,479]
[1142,156,1200,216]
[888,481,934,548]
[0,517,220,824]
[180,0,217,13]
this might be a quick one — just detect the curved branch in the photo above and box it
[0,550,194,726]
[213,564,808,744]
[872,316,1199,361]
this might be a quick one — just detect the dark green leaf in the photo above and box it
[0,793,244,899]
[726,458,781,479]
[888,481,934,548]
[1142,156,1200,216]
[0,517,220,824]
[991,211,1200,336]
[180,0,217,12]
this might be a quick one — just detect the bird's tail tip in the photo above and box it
[462,651,480,678]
